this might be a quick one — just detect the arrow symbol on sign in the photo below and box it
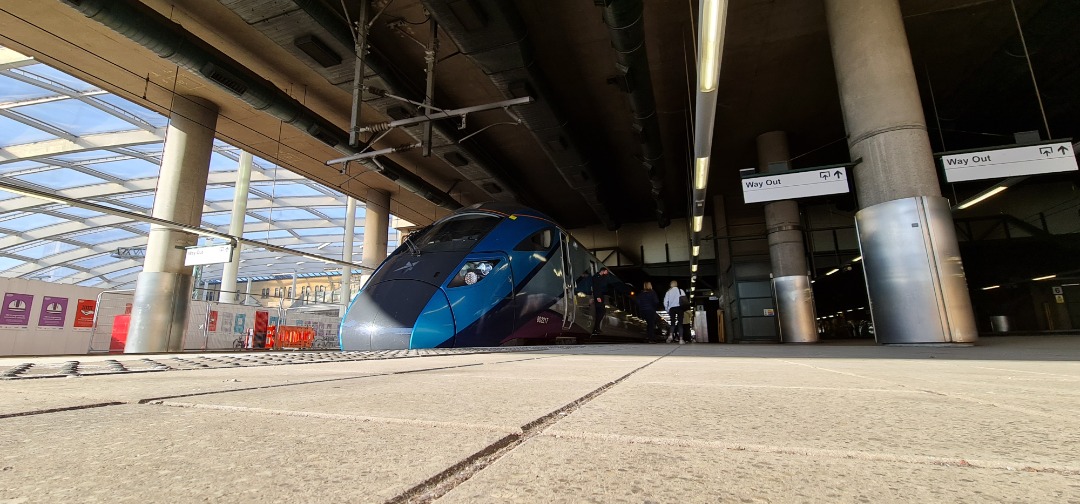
[1058,146,1068,155]
[820,172,830,179]
[1040,147,1052,156]
[833,170,843,178]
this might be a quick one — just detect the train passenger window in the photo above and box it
[413,213,501,252]
[514,229,553,251]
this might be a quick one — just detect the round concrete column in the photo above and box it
[360,189,390,287]
[824,0,940,207]
[825,0,977,344]
[126,95,218,353]
[758,131,817,343]
[219,150,252,304]
[340,196,358,306]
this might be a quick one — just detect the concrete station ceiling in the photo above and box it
[1,0,1077,232]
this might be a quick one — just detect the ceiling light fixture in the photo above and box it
[825,268,839,276]
[956,186,1007,210]
[698,0,727,92]
[1032,274,1057,281]
[693,215,703,232]
[981,285,1000,290]
[694,157,710,190]
[692,245,700,257]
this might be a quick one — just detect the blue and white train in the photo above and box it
[339,202,645,349]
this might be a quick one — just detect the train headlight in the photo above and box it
[449,260,500,288]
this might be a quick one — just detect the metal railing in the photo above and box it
[88,287,343,353]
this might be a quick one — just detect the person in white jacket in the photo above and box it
[663,280,687,343]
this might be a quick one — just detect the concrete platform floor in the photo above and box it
[2,335,1079,503]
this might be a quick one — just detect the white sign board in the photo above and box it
[742,168,850,204]
[184,244,234,266]
[941,142,1077,182]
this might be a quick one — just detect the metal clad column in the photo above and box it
[825,0,977,344]
[220,150,252,304]
[361,189,390,287]
[126,95,218,353]
[758,132,817,343]
[341,196,358,305]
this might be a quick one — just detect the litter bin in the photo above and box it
[990,315,1010,333]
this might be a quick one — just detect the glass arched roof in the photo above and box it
[0,47,398,290]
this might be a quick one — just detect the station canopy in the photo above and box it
[0,47,393,290]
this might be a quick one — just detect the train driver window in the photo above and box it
[414,214,501,252]
[514,228,554,252]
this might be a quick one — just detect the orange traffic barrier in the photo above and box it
[270,325,315,349]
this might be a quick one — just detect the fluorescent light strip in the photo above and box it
[852,256,862,262]
[825,268,839,276]
[981,285,999,291]
[1032,274,1057,281]
[957,186,1007,210]
[694,157,709,190]
[698,0,724,92]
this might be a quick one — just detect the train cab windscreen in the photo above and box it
[411,214,501,253]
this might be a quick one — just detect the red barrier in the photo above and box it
[110,314,130,353]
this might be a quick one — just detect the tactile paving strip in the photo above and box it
[0,347,566,380]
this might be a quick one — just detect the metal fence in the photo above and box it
[89,288,343,353]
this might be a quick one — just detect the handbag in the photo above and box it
[678,290,691,308]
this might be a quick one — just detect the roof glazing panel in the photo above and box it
[93,94,168,128]
[88,157,161,179]
[0,213,68,231]
[21,64,99,93]
[9,240,80,259]
[71,227,139,245]
[13,167,108,189]
[0,74,56,102]
[0,114,57,147]
[0,48,387,289]
[16,99,135,136]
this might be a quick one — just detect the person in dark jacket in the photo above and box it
[636,281,662,343]
[590,267,618,335]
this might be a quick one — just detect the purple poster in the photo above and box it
[1,293,34,327]
[38,296,69,328]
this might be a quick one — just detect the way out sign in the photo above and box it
[184,244,234,266]
[741,166,851,204]
[941,141,1077,182]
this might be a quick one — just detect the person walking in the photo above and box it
[636,281,661,343]
[663,280,687,343]
[590,267,616,335]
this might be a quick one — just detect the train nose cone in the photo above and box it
[340,280,454,350]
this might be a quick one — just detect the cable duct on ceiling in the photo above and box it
[597,0,669,228]
[58,0,462,211]
[420,0,620,230]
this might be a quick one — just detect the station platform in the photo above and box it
[2,336,1078,503]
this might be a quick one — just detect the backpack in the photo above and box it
[678,289,691,308]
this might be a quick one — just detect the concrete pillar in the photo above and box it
[825,0,977,344]
[126,95,218,353]
[757,131,817,343]
[220,150,252,304]
[360,189,390,287]
[340,197,358,305]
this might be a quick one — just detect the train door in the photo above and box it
[560,232,575,330]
